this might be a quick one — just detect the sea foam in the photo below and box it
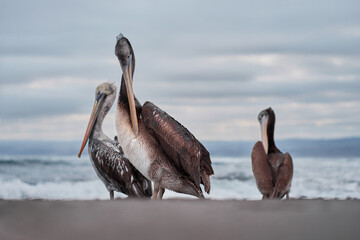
[0,155,359,200]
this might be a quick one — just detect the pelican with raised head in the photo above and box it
[78,82,152,199]
[251,108,293,199]
[114,34,214,199]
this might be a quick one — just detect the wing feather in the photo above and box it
[272,152,293,198]
[142,101,213,191]
[251,141,273,197]
[90,138,152,198]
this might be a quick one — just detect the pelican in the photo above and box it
[114,34,214,199]
[78,82,152,199]
[251,108,293,199]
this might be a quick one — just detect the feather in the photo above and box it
[142,101,213,192]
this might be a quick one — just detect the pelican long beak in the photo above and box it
[78,93,105,158]
[120,55,139,137]
[260,115,269,154]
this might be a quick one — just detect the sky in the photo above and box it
[0,0,359,142]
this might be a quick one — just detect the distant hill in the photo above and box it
[203,138,360,158]
[0,140,80,156]
[0,138,359,158]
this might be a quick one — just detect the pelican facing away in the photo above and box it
[114,34,214,199]
[251,108,293,199]
[78,82,152,199]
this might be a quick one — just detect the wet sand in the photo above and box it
[0,199,359,240]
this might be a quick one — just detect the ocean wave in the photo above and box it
[214,172,252,181]
[0,155,88,166]
[0,179,114,200]
[1,156,359,200]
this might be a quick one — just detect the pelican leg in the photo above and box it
[152,182,159,200]
[158,187,165,199]
[286,192,290,200]
[110,190,114,200]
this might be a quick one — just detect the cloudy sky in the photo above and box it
[0,0,359,142]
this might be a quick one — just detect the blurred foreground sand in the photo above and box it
[0,199,359,240]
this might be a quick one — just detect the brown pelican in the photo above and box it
[78,82,152,199]
[251,108,293,199]
[114,34,214,199]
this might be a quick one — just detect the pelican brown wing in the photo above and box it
[251,141,273,197]
[90,138,152,198]
[271,152,293,198]
[142,101,213,193]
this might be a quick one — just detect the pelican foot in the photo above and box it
[158,187,165,199]
[152,182,160,200]
[110,190,114,200]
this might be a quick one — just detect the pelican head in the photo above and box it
[258,107,275,154]
[115,34,139,137]
[78,82,117,158]
[115,34,134,68]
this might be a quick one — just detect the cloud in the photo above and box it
[0,112,118,141]
[0,77,110,119]
[135,53,360,105]
[0,0,359,140]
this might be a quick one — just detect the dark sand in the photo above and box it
[0,199,359,240]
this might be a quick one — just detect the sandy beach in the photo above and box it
[0,199,359,240]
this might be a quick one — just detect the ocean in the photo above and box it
[0,155,359,200]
